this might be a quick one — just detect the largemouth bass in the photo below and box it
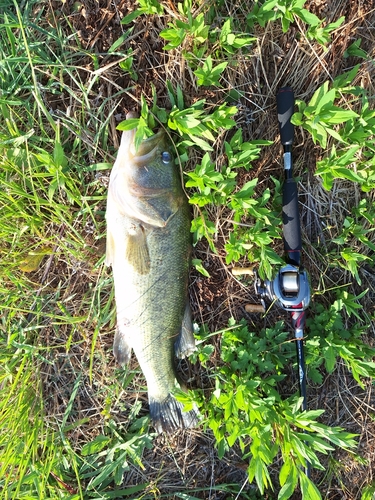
[105,115,198,433]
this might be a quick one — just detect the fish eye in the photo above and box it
[161,151,172,164]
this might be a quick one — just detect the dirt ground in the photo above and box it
[36,0,375,498]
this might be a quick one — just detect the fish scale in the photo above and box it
[106,119,198,433]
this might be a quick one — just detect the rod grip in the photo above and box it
[277,87,294,146]
[282,178,302,253]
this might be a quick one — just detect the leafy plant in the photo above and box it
[292,80,359,149]
[121,0,164,25]
[306,292,375,387]
[247,0,344,47]
[79,417,153,492]
[293,66,375,190]
[183,318,359,499]
[162,18,207,52]
[217,18,256,54]
[193,55,228,87]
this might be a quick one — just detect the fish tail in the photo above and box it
[149,394,199,434]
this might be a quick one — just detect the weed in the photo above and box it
[1,0,375,498]
[182,318,358,499]
[247,0,344,47]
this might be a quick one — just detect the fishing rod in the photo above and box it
[233,87,311,477]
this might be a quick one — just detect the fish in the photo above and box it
[105,114,198,433]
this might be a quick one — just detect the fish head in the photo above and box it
[109,116,185,228]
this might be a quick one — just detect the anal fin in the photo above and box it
[113,325,132,367]
[174,302,196,359]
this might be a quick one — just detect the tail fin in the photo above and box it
[149,394,199,434]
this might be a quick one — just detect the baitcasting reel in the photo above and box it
[253,264,310,312]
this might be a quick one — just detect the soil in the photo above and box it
[31,0,375,498]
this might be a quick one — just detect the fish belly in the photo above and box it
[111,205,198,432]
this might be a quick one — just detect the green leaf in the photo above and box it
[19,246,53,273]
[81,435,111,456]
[333,64,360,89]
[278,460,298,499]
[121,9,143,25]
[323,107,359,124]
[117,118,139,131]
[192,258,210,277]
[297,8,320,27]
[325,127,346,143]
[89,455,126,488]
[315,88,335,113]
[309,81,329,108]
[299,472,322,499]
[324,345,336,373]
[344,39,368,59]
[334,166,363,184]
[53,141,67,168]
[108,29,133,53]
[361,481,375,500]
[160,26,186,50]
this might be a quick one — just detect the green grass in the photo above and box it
[0,3,111,498]
[1,0,375,498]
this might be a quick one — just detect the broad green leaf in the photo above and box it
[309,81,329,108]
[299,472,322,500]
[333,64,360,89]
[192,259,210,277]
[323,108,359,124]
[315,88,335,113]
[89,455,126,488]
[259,0,279,12]
[220,19,232,40]
[278,461,298,499]
[297,8,320,26]
[324,345,336,373]
[332,167,363,184]
[117,118,139,131]
[279,458,293,487]
[344,39,368,59]
[53,141,67,168]
[325,127,346,143]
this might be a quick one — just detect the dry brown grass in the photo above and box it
[28,0,375,498]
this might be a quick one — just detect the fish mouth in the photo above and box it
[125,112,167,163]
[133,129,166,160]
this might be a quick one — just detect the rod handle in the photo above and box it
[245,303,265,313]
[283,178,302,253]
[232,266,255,276]
[277,87,294,146]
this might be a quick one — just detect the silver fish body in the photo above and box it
[105,120,197,433]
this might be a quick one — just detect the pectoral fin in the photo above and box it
[174,303,196,359]
[125,223,150,275]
